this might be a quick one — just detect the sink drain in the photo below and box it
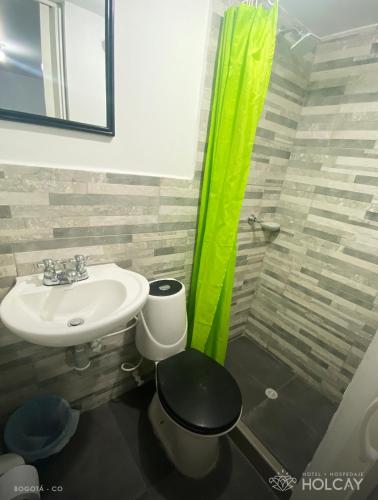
[67,318,85,327]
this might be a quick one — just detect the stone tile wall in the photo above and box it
[0,166,203,423]
[247,26,378,401]
[231,34,313,336]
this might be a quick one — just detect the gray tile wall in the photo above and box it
[0,165,203,422]
[232,34,313,336]
[246,26,378,401]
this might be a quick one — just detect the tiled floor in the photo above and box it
[37,382,276,500]
[225,336,338,478]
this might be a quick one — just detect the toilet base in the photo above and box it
[148,393,220,479]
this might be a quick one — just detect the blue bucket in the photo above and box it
[4,395,79,463]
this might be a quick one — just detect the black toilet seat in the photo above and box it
[156,348,242,436]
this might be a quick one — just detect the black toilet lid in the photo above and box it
[156,349,242,435]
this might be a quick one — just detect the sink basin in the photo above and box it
[0,264,149,347]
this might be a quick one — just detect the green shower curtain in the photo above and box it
[187,3,278,364]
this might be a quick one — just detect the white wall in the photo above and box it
[0,0,212,179]
[64,1,106,126]
[292,329,378,500]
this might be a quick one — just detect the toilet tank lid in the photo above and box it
[156,348,242,435]
[149,279,183,297]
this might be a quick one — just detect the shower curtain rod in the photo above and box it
[241,0,315,41]
[242,0,276,7]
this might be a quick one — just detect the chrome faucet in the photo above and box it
[36,255,89,286]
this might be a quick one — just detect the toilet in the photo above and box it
[136,279,242,479]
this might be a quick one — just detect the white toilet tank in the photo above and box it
[135,279,187,361]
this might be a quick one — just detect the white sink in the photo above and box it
[0,263,149,347]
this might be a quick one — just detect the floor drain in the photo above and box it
[67,318,85,327]
[265,388,278,400]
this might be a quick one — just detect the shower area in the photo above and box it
[217,1,378,479]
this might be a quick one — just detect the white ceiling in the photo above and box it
[280,0,378,37]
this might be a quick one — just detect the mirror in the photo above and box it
[0,0,114,135]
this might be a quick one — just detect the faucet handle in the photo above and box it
[35,258,59,284]
[74,255,88,272]
[73,255,89,279]
[74,255,88,264]
[35,258,56,272]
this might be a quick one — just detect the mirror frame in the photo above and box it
[0,0,115,136]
